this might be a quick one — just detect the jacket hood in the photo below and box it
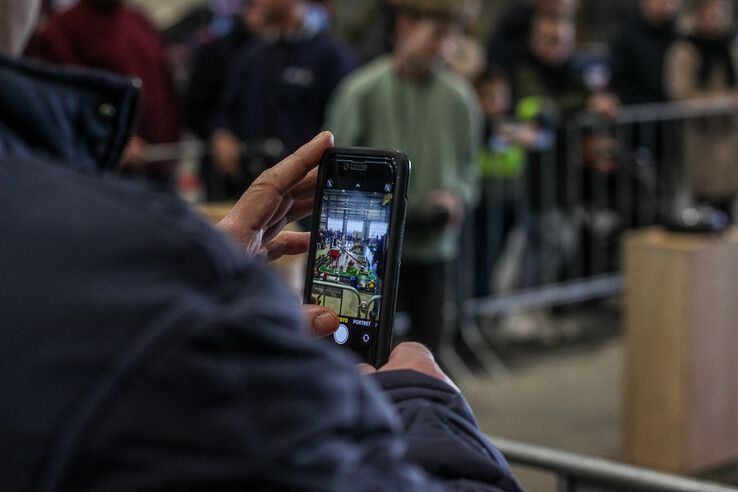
[0,54,140,172]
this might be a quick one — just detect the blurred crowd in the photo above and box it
[23,0,738,350]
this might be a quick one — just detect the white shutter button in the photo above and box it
[334,324,349,345]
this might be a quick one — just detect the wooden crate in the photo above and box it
[623,227,738,473]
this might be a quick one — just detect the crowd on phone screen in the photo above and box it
[25,0,738,344]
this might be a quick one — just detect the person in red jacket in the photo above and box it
[26,0,181,186]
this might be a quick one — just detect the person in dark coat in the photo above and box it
[486,0,578,74]
[25,0,182,186]
[0,2,522,490]
[185,1,263,200]
[610,0,683,105]
[609,0,683,226]
[210,0,356,195]
[185,3,260,140]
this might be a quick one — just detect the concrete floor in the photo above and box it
[458,340,623,491]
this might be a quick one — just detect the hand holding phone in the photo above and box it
[358,342,458,391]
[216,132,340,338]
[303,148,410,366]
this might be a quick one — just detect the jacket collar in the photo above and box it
[0,54,140,173]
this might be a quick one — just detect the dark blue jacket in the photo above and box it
[0,55,139,172]
[213,25,355,154]
[0,54,522,491]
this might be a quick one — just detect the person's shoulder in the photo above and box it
[336,56,392,94]
[358,56,393,75]
[195,28,252,68]
[4,156,247,278]
[311,27,352,52]
[310,29,357,68]
[436,68,478,107]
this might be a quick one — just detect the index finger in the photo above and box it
[290,167,319,199]
[258,131,334,195]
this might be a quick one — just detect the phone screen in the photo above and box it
[307,158,396,361]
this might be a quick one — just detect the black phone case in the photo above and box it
[303,147,410,366]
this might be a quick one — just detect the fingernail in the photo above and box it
[315,130,333,145]
[314,312,337,334]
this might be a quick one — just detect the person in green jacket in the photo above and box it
[325,0,482,354]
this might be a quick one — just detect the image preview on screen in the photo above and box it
[309,187,393,346]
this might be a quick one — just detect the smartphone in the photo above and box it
[303,147,410,366]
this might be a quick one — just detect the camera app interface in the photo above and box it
[309,174,394,358]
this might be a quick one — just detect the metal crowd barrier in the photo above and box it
[143,139,207,163]
[492,436,738,492]
[461,96,738,319]
[445,96,738,374]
